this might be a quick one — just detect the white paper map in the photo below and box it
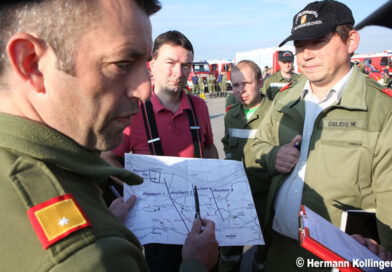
[123,153,264,246]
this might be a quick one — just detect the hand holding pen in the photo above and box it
[183,185,218,270]
[193,185,206,231]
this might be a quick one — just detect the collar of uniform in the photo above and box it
[150,90,191,114]
[336,66,367,110]
[244,95,267,121]
[285,66,366,111]
[300,67,353,102]
[229,103,242,118]
[301,81,340,103]
[0,114,143,186]
[277,76,307,108]
[278,71,292,82]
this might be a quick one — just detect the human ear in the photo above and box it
[258,77,263,89]
[347,30,360,55]
[6,33,46,93]
[149,59,156,73]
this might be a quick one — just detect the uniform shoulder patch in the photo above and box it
[27,194,91,249]
[225,104,234,112]
[279,82,292,92]
[382,88,392,98]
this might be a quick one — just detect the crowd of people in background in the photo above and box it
[191,72,229,98]
[0,0,392,272]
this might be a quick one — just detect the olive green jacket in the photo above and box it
[262,71,301,101]
[221,74,228,92]
[225,93,238,109]
[222,97,272,193]
[0,113,206,272]
[252,66,392,252]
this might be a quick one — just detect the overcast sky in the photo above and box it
[150,0,392,61]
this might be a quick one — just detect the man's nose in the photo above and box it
[302,47,314,60]
[172,63,182,78]
[127,64,152,101]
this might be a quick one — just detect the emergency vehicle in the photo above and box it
[187,61,215,90]
[363,64,384,83]
[208,59,234,89]
[351,51,392,75]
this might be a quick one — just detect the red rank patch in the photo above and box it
[27,194,91,249]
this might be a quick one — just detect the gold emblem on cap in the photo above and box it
[301,15,307,24]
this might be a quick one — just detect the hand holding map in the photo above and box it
[123,154,264,246]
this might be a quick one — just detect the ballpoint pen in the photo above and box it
[193,185,205,230]
[294,140,301,150]
[193,185,201,219]
[109,185,122,198]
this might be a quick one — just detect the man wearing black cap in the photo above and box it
[252,1,392,270]
[262,50,300,101]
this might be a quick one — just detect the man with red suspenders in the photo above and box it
[102,30,219,272]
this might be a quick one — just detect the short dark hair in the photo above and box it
[333,24,354,43]
[0,0,161,80]
[152,30,194,59]
[233,60,262,81]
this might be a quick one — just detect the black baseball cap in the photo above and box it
[355,1,392,30]
[278,51,294,62]
[279,0,355,47]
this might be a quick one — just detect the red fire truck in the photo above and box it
[187,61,213,90]
[351,51,392,75]
[208,59,234,80]
[208,59,234,90]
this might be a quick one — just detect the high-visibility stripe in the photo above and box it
[147,137,160,144]
[270,82,287,88]
[190,126,200,130]
[228,128,257,139]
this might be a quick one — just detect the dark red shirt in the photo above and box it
[112,91,213,158]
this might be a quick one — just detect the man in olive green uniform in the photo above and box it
[225,93,238,109]
[383,66,390,86]
[198,74,206,98]
[0,0,218,271]
[221,71,228,93]
[262,50,300,101]
[220,60,272,272]
[208,73,217,96]
[252,1,392,271]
